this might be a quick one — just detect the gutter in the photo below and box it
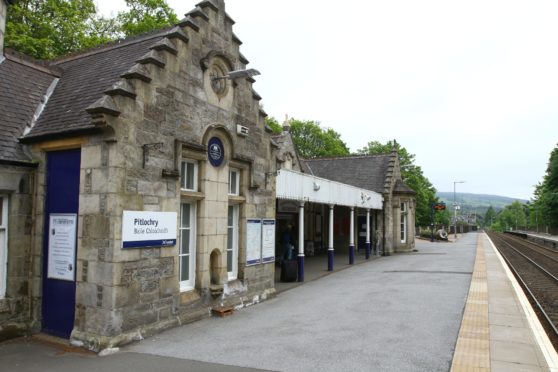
[0,158,39,168]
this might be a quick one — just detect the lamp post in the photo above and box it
[211,68,260,81]
[453,181,465,239]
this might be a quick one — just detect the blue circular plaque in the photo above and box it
[207,137,225,167]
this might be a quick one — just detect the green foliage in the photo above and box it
[5,0,105,59]
[531,143,558,228]
[5,0,177,59]
[288,119,350,158]
[433,208,451,226]
[492,201,527,231]
[118,0,178,37]
[358,140,438,227]
[265,117,282,135]
[484,206,496,228]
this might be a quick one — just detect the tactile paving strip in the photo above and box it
[450,234,490,371]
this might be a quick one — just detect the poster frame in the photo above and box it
[246,218,262,266]
[47,213,77,282]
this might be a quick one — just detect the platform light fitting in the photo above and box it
[212,68,261,81]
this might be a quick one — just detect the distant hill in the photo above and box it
[436,192,528,214]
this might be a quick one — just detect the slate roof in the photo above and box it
[23,31,168,141]
[394,179,415,194]
[0,53,58,163]
[302,154,395,194]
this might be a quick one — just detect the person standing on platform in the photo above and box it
[282,223,294,262]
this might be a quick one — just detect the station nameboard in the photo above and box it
[122,211,177,249]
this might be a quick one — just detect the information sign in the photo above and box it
[122,211,177,248]
[47,213,77,281]
[261,219,276,263]
[246,219,262,265]
[432,202,446,211]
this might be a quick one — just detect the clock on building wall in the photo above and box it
[209,62,228,96]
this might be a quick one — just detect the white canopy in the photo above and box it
[276,169,383,210]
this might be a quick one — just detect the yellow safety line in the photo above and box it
[450,234,490,371]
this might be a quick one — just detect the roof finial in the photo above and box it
[282,114,290,132]
[391,139,398,152]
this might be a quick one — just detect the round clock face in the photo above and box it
[209,64,228,96]
[208,137,225,167]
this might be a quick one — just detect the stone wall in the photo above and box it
[66,0,276,350]
[0,165,34,341]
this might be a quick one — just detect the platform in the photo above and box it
[1,232,557,371]
[451,233,558,371]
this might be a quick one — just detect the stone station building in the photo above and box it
[272,126,416,263]
[0,0,415,351]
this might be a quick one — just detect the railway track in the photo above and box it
[487,231,558,348]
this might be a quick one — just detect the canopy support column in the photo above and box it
[349,207,355,265]
[366,209,371,259]
[328,204,334,271]
[298,201,305,282]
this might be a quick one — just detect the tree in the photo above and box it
[532,144,558,228]
[484,206,496,228]
[433,207,451,226]
[288,119,350,158]
[118,0,178,37]
[5,0,177,59]
[357,140,438,228]
[5,0,107,59]
[265,117,282,135]
[494,201,527,231]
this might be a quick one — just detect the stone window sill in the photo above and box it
[180,190,204,201]
[228,195,245,205]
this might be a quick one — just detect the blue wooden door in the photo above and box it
[42,149,80,338]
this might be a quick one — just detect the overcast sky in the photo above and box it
[96,0,558,200]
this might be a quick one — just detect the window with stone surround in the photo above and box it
[180,160,198,191]
[400,202,407,243]
[179,202,196,291]
[227,205,239,280]
[0,196,7,298]
[228,168,239,196]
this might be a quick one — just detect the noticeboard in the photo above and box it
[246,219,262,266]
[261,219,276,263]
[47,213,77,281]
